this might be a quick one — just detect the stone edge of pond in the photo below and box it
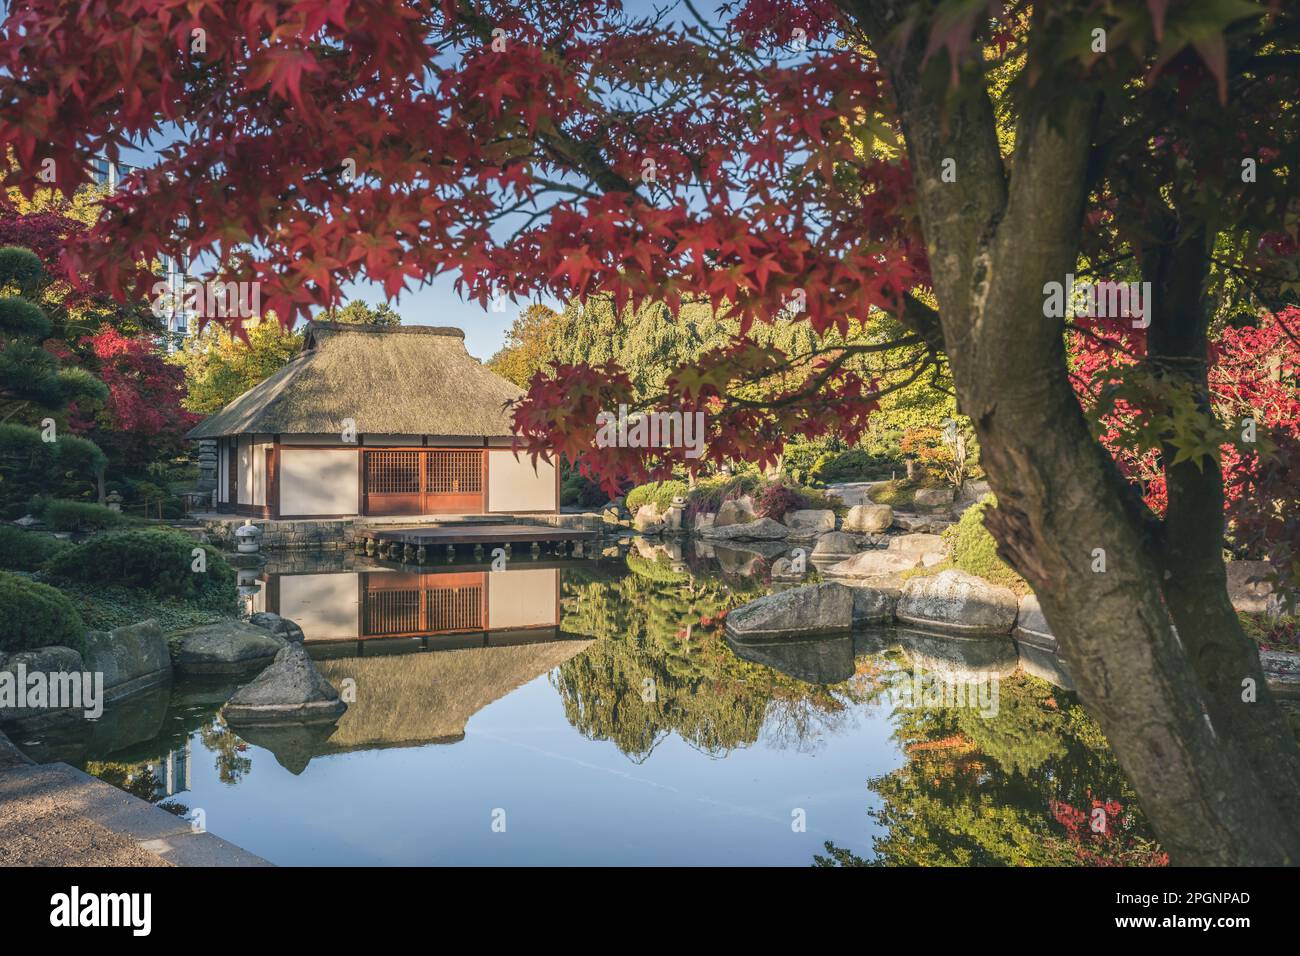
[0,732,272,867]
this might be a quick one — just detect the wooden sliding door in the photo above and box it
[363,448,484,515]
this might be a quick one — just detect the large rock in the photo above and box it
[698,516,789,541]
[248,612,305,644]
[172,621,285,675]
[823,550,921,579]
[725,583,853,638]
[714,496,755,528]
[725,631,855,684]
[843,503,893,533]
[811,531,860,561]
[849,585,899,625]
[222,643,347,724]
[1225,560,1277,614]
[1012,594,1055,649]
[891,514,933,532]
[693,512,716,533]
[83,620,172,699]
[633,504,665,534]
[888,533,948,559]
[784,509,835,534]
[913,487,956,509]
[1261,649,1300,701]
[770,556,806,580]
[896,569,1019,635]
[0,646,86,720]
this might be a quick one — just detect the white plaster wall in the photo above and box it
[279,447,359,516]
[276,572,361,641]
[487,450,556,513]
[235,438,271,506]
[487,568,558,630]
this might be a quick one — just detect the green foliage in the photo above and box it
[39,499,124,532]
[50,432,106,476]
[625,479,688,514]
[904,495,1030,595]
[0,525,69,571]
[0,425,108,512]
[0,245,46,293]
[318,300,402,326]
[0,570,85,655]
[0,295,51,338]
[44,528,234,601]
[174,318,303,415]
[56,581,235,632]
[816,447,898,483]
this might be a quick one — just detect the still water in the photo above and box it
[13,540,1164,866]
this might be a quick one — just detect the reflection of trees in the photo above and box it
[199,716,253,785]
[555,563,865,760]
[817,674,1164,866]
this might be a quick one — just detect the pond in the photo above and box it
[9,539,1165,866]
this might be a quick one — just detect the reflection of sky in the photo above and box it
[184,670,904,866]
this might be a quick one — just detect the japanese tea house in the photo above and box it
[187,321,558,519]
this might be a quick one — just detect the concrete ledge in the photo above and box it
[0,761,271,867]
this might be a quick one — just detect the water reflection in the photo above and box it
[9,541,1162,865]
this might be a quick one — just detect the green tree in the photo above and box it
[318,300,401,326]
[488,303,561,387]
[173,318,303,415]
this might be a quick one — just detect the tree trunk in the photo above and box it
[861,6,1300,861]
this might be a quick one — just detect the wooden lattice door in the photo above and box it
[363,449,484,515]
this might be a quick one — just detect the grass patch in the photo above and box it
[868,476,946,509]
[1237,610,1299,651]
[901,495,1031,596]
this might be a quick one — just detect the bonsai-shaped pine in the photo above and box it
[0,245,108,509]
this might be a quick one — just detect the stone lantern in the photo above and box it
[106,490,123,512]
[234,522,262,554]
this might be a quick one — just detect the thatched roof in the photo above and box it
[311,638,592,754]
[187,321,523,439]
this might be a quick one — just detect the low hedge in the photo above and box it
[0,570,86,655]
[40,499,125,532]
[44,528,235,601]
[0,524,70,571]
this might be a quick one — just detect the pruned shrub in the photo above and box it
[43,528,234,601]
[40,499,124,532]
[625,479,688,514]
[0,525,70,571]
[0,571,85,655]
[753,481,809,521]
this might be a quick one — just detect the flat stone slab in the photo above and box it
[824,550,921,579]
[172,621,284,675]
[697,516,789,541]
[1261,649,1300,700]
[725,582,853,638]
[897,569,1019,635]
[0,761,270,866]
